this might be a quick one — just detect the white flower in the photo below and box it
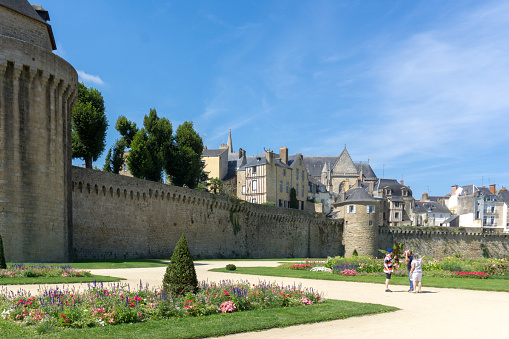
[310,266,332,273]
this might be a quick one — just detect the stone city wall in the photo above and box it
[379,227,509,259]
[72,167,343,260]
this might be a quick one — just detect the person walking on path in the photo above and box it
[404,250,414,292]
[410,253,425,293]
[384,249,394,292]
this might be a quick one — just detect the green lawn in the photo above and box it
[0,299,397,338]
[0,275,124,285]
[7,259,171,269]
[210,266,509,292]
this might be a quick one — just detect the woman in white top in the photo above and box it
[410,253,425,293]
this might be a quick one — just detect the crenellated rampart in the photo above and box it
[72,167,343,259]
[379,227,509,259]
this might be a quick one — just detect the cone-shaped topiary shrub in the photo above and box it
[163,234,198,297]
[0,234,6,269]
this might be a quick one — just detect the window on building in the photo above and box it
[123,164,127,172]
[242,185,246,195]
[386,188,391,195]
[252,180,257,191]
[395,212,400,220]
[279,199,282,207]
[296,169,299,180]
[476,211,480,219]
[302,171,304,181]
[440,214,443,218]
[283,169,286,176]
[394,202,400,208]
[491,216,495,225]
[369,220,373,226]
[348,205,356,213]
[367,205,375,213]
[301,185,304,197]
[252,198,257,204]
[284,201,288,208]
[280,181,283,192]
[252,166,257,174]
[402,190,408,196]
[286,182,289,193]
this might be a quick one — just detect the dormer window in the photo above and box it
[402,189,408,196]
[386,188,391,195]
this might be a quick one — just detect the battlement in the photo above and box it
[72,167,342,259]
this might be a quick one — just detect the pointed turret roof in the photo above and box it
[227,129,233,153]
[322,162,329,173]
[332,146,358,175]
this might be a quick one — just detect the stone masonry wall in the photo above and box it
[72,167,343,260]
[379,227,509,259]
[0,33,77,262]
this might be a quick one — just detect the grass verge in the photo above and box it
[7,259,171,270]
[0,299,397,338]
[210,267,509,292]
[0,275,124,285]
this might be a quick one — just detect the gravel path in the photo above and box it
[3,260,507,338]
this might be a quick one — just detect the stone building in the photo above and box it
[331,187,382,256]
[373,179,413,226]
[235,147,308,209]
[304,146,377,195]
[0,0,78,261]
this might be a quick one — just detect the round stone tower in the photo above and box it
[334,188,381,257]
[0,1,77,262]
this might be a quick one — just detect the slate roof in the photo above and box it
[443,215,459,224]
[202,148,227,157]
[498,191,509,204]
[0,0,46,23]
[302,155,377,179]
[414,202,451,214]
[375,178,412,197]
[344,187,377,202]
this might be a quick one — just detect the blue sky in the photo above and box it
[39,0,509,197]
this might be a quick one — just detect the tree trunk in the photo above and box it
[85,157,93,169]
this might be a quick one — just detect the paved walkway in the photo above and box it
[3,261,508,338]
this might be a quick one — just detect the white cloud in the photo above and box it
[77,70,104,86]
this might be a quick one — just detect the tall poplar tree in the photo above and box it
[72,82,108,168]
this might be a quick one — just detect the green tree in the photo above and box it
[127,109,172,182]
[162,234,198,297]
[0,234,6,269]
[103,139,127,173]
[103,116,139,173]
[166,121,204,188]
[209,177,224,194]
[290,187,298,209]
[72,83,108,168]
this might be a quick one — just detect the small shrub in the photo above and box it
[163,234,198,297]
[225,264,236,271]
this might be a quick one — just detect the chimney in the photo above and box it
[238,148,245,159]
[451,185,458,195]
[421,192,429,201]
[490,184,496,194]
[280,147,288,164]
[400,180,404,185]
[266,150,274,164]
[369,181,374,195]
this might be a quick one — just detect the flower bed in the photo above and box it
[0,280,323,329]
[0,264,91,279]
[450,271,490,279]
